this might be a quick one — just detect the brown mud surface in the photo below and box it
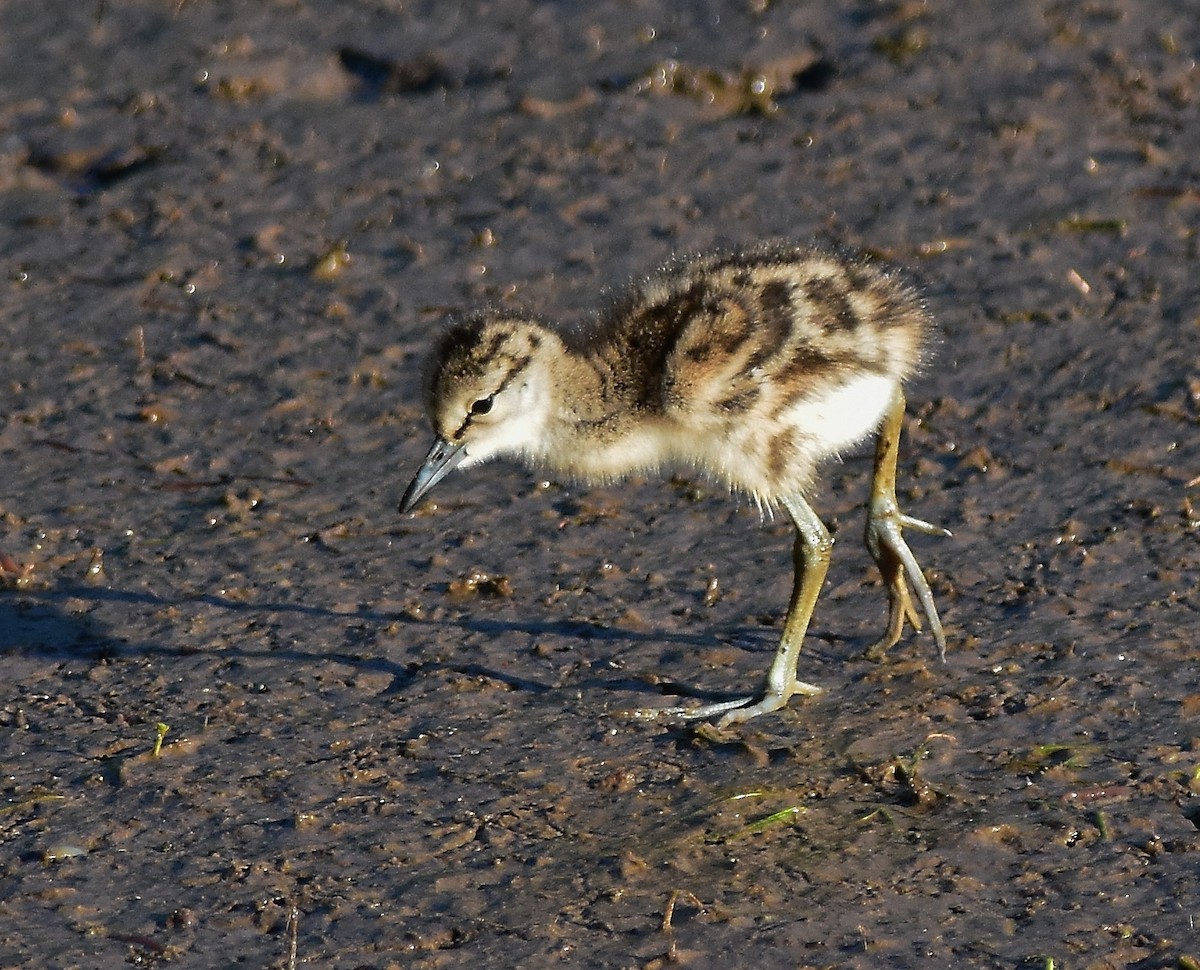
[2,2,1199,967]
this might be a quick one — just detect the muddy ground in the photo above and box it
[2,1,1198,967]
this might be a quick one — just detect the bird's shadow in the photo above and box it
[0,580,760,705]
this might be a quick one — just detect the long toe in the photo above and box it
[630,695,759,722]
[712,681,824,729]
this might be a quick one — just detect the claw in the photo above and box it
[630,679,824,728]
[898,514,953,538]
[865,389,950,662]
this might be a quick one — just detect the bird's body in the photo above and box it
[400,242,949,727]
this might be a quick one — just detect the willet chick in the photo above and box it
[399,242,949,728]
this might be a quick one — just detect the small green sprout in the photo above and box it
[153,722,170,757]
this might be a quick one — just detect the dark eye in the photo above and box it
[470,397,493,416]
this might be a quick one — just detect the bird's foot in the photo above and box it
[631,680,823,729]
[864,496,951,661]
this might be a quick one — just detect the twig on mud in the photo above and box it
[661,889,705,932]
[285,903,299,970]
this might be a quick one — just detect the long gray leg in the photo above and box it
[864,387,950,661]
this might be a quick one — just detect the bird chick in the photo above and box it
[399,242,949,728]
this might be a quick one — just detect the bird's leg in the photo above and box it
[708,495,831,727]
[635,494,831,727]
[863,388,950,662]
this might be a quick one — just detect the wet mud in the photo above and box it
[1,1,1198,967]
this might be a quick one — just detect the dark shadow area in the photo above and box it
[17,581,717,647]
[0,594,116,657]
[0,580,746,705]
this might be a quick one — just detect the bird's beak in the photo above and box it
[398,437,468,513]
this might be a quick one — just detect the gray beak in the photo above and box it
[398,437,468,513]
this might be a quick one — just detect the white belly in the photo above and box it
[783,372,897,456]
